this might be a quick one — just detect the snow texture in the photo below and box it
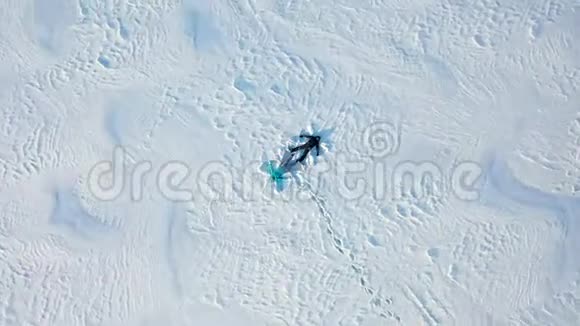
[1,0,580,325]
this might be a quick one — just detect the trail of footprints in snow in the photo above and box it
[567,115,580,194]
[300,180,402,322]
[0,86,64,187]
[534,114,580,195]
[425,0,567,47]
[0,1,181,188]
[26,0,177,93]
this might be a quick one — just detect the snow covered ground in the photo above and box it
[1,0,580,325]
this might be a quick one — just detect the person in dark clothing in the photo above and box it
[289,134,321,163]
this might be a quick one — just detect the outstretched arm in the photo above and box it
[299,134,314,138]
[316,144,320,156]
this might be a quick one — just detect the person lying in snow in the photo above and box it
[266,133,322,186]
[288,134,321,164]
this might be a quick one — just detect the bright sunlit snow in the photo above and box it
[1,0,580,325]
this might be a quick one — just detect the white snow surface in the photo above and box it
[1,0,580,325]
